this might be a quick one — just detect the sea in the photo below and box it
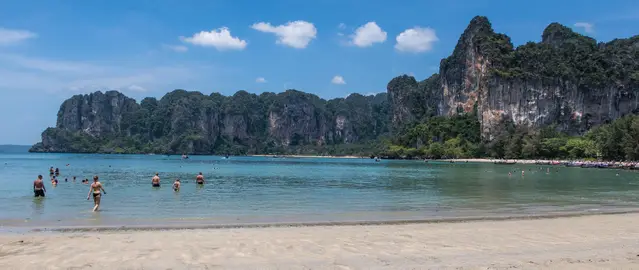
[1,153,639,230]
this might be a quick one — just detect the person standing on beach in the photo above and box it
[33,175,46,197]
[152,173,161,187]
[87,176,106,212]
[196,172,205,185]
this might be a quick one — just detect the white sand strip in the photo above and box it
[1,214,639,269]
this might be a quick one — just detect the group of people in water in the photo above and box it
[34,167,208,212]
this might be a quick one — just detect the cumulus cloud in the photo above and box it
[163,44,188,52]
[255,77,266,83]
[0,27,37,46]
[331,75,346,85]
[394,27,438,53]
[181,27,247,51]
[574,22,595,33]
[251,21,317,49]
[350,22,387,47]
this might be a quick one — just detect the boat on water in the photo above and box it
[494,160,517,165]
[565,162,583,167]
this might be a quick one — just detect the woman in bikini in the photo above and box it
[87,175,106,212]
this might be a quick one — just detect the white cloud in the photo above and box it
[251,21,317,49]
[0,53,211,94]
[331,75,346,85]
[163,44,188,52]
[0,27,37,46]
[350,22,387,47]
[256,77,266,83]
[127,84,147,92]
[181,27,247,51]
[574,22,595,33]
[395,27,438,53]
[338,23,346,30]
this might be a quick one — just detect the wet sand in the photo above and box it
[1,214,639,269]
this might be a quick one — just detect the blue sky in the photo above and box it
[1,0,637,145]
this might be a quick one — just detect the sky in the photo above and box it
[0,0,638,145]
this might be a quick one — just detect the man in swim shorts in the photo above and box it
[33,175,46,197]
[152,173,161,187]
[196,172,205,185]
[173,179,181,191]
[87,175,106,212]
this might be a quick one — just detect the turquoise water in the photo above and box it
[1,153,639,228]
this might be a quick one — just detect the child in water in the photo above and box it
[173,179,181,191]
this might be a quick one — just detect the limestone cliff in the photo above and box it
[31,16,638,154]
[30,89,389,154]
[389,16,639,139]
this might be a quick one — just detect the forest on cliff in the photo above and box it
[30,16,639,160]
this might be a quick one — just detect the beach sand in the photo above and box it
[2,214,639,269]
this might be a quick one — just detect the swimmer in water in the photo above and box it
[152,173,161,187]
[508,172,512,177]
[521,170,525,176]
[87,176,106,212]
[33,175,46,197]
[49,167,54,176]
[173,179,181,191]
[196,172,205,185]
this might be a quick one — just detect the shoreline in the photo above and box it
[250,154,364,159]
[3,208,638,233]
[2,213,639,269]
[440,158,566,164]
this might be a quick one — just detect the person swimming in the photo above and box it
[173,179,181,191]
[49,167,54,175]
[51,176,58,186]
[55,168,60,176]
[87,175,106,212]
[152,173,161,187]
[196,172,205,185]
[33,175,46,197]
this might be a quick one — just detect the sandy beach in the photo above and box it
[251,154,364,159]
[440,158,565,164]
[1,214,639,269]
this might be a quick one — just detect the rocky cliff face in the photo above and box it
[31,89,389,154]
[31,16,638,154]
[389,16,639,139]
[56,91,139,137]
